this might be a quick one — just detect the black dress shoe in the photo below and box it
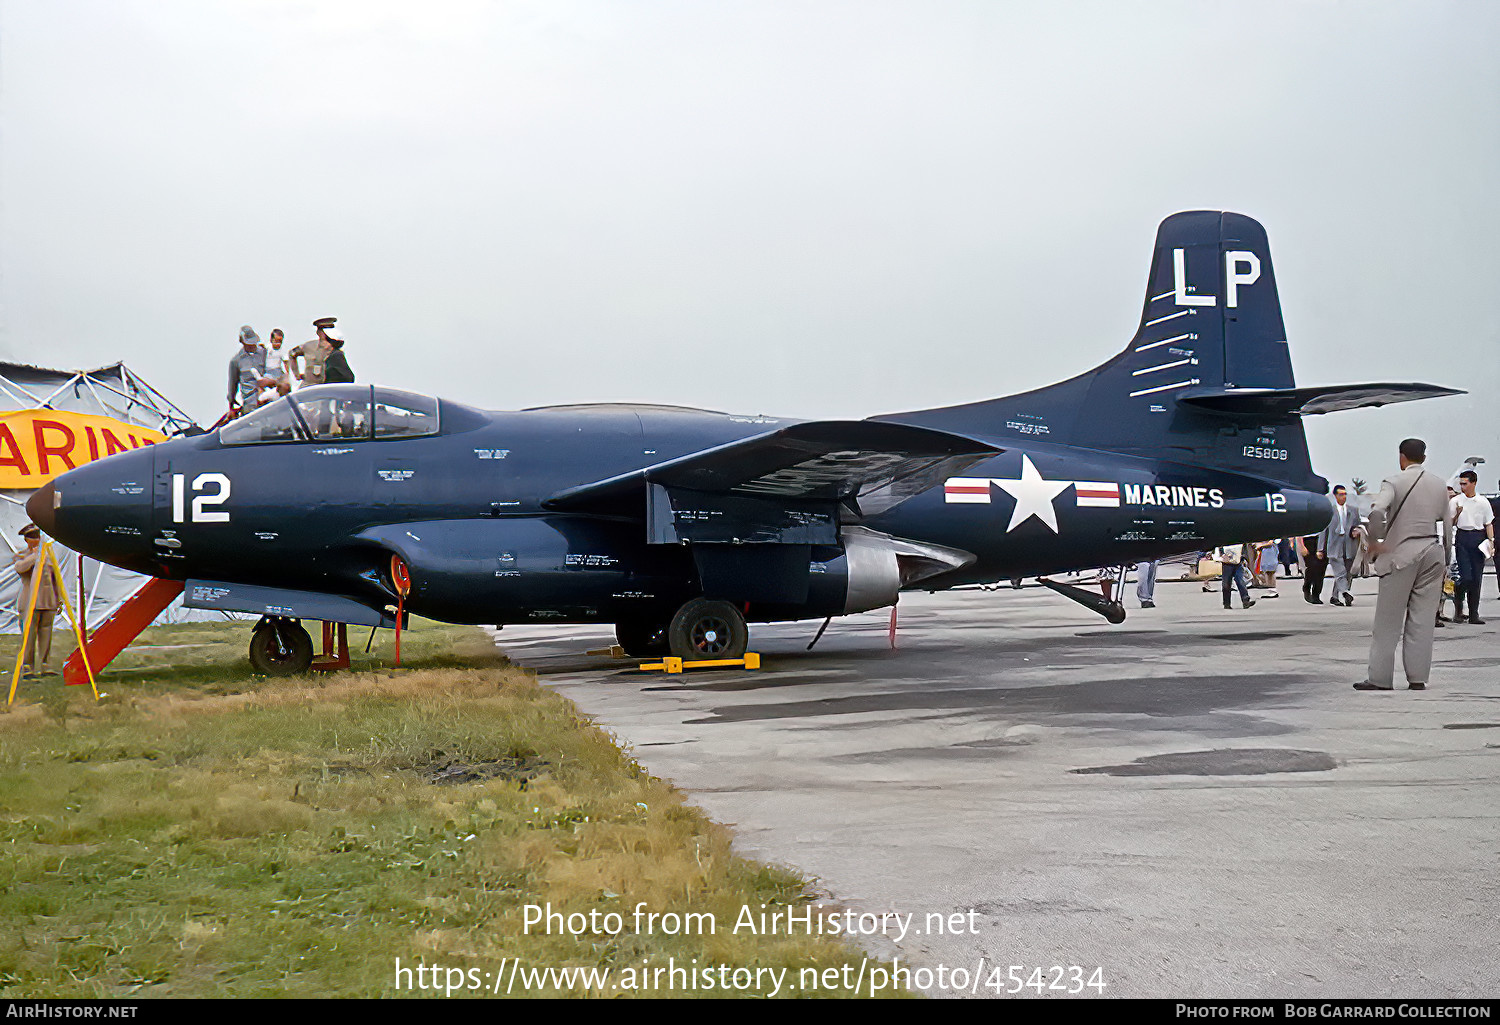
[1471,617,1486,625]
[1353,681,1394,691]
[1140,600,1155,608]
[1243,599,1256,608]
[1343,593,1355,606]
[1310,596,1324,604]
[1407,683,1426,690]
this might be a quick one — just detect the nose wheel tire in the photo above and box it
[667,599,748,660]
[248,620,313,676]
[616,619,670,658]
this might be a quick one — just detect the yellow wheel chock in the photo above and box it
[637,653,761,674]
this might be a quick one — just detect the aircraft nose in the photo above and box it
[29,448,158,576]
[26,481,56,535]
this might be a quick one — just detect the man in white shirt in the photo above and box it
[1318,485,1361,606]
[1214,544,1256,610]
[1449,469,1495,625]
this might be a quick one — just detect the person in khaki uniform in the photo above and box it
[291,316,337,389]
[1356,439,1453,691]
[11,523,59,678]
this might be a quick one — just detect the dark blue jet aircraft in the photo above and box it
[30,211,1459,673]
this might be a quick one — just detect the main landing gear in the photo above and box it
[248,616,313,675]
[616,599,750,661]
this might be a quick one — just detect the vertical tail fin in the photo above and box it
[1135,210,1293,396]
[876,211,1321,488]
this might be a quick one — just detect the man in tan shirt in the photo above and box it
[1356,438,1454,691]
[291,316,337,389]
[11,523,59,677]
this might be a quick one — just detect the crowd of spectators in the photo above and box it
[227,316,355,419]
[1171,476,1498,624]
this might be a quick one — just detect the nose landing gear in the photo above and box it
[248,616,313,675]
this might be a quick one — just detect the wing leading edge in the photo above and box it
[543,420,1001,518]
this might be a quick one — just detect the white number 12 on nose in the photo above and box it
[171,472,232,523]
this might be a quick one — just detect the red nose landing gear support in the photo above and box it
[311,622,350,672]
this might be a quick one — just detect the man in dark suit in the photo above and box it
[1318,485,1361,606]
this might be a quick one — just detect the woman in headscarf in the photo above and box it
[323,329,355,384]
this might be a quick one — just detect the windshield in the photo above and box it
[218,399,305,445]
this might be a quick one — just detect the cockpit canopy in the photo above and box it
[219,385,440,445]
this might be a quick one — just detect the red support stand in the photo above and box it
[394,596,404,666]
[311,622,350,672]
[888,605,898,650]
[391,555,410,667]
[63,578,184,686]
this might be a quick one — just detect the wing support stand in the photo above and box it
[1037,577,1127,625]
[8,541,102,707]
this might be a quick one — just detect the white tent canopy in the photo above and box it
[0,360,217,632]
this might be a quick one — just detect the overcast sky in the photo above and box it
[2,0,1496,488]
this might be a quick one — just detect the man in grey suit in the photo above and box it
[1356,439,1453,691]
[1318,485,1361,606]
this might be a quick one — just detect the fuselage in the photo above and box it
[35,386,1331,627]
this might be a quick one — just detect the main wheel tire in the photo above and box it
[666,599,748,660]
[615,619,670,658]
[248,621,313,676]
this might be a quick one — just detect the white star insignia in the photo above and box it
[992,455,1070,533]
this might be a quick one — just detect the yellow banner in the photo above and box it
[0,410,167,489]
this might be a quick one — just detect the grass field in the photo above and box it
[0,620,896,997]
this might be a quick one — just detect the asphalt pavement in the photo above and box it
[493,571,1500,998]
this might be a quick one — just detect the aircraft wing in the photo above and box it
[543,420,1000,519]
[1179,383,1464,417]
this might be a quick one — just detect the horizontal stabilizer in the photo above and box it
[545,420,999,517]
[1178,383,1464,418]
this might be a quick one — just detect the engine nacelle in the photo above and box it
[353,517,696,625]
